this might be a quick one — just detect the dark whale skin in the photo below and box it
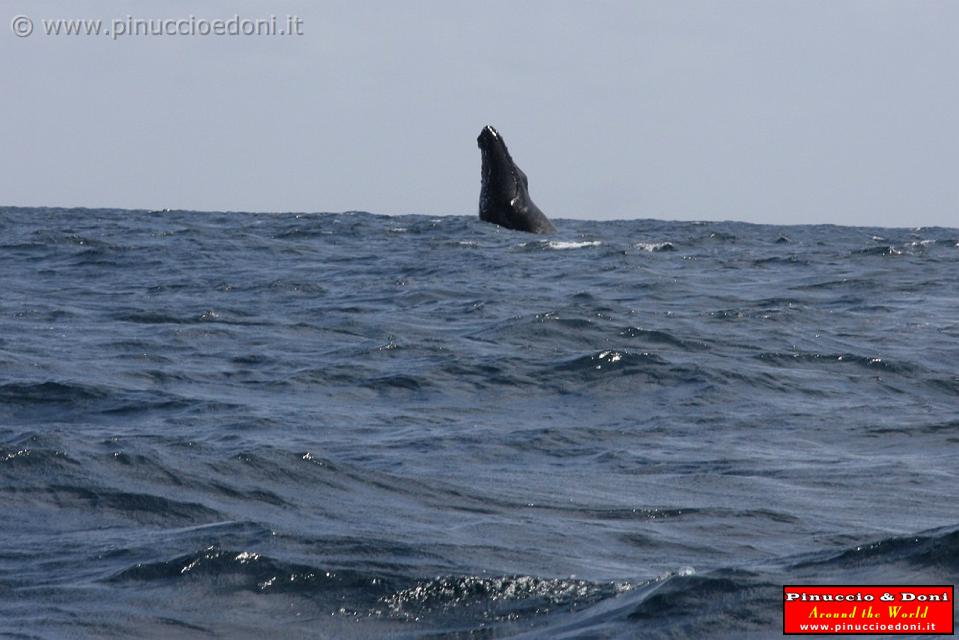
[477,125,556,234]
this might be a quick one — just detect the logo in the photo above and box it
[784,585,954,635]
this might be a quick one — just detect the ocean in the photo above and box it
[1,206,957,638]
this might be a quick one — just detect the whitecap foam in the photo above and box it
[634,241,675,252]
[546,240,602,250]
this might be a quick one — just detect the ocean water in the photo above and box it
[1,206,957,639]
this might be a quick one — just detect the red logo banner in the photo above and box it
[783,585,954,635]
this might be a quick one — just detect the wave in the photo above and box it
[752,255,809,266]
[619,327,709,351]
[755,351,917,374]
[107,545,399,602]
[112,309,270,326]
[791,524,959,573]
[0,380,240,420]
[0,381,109,405]
[852,244,902,256]
[384,573,631,622]
[106,545,643,627]
[514,239,605,251]
[633,241,675,252]
[6,485,223,526]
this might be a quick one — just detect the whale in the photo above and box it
[477,125,556,234]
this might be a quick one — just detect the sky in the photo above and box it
[1,0,956,228]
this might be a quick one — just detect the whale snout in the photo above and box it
[477,125,500,147]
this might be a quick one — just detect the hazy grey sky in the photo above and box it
[2,0,956,227]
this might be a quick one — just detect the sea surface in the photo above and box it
[1,206,957,639]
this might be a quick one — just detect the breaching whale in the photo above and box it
[477,125,556,234]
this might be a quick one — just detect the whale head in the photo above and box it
[477,125,523,204]
[477,125,555,233]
